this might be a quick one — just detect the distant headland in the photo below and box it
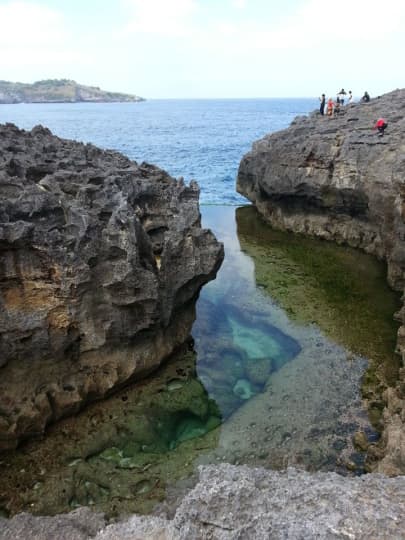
[0,79,145,104]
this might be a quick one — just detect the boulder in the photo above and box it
[237,89,405,475]
[0,123,224,450]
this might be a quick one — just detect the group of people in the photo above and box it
[319,88,353,117]
[319,89,373,116]
[319,89,387,136]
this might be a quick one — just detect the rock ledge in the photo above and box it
[1,464,404,539]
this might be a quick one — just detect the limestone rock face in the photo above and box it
[237,89,405,474]
[0,123,223,450]
[1,464,404,539]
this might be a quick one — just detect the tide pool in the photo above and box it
[0,205,400,518]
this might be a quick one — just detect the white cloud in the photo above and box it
[0,1,77,78]
[121,0,199,37]
[0,1,67,47]
[0,1,93,81]
[109,0,405,97]
[231,0,247,8]
[118,0,405,61]
[0,0,403,97]
[268,0,405,45]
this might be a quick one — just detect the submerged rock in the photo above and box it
[233,378,255,400]
[174,417,207,445]
[244,356,272,385]
[0,123,224,450]
[237,89,405,475]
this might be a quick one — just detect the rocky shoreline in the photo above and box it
[0,123,223,450]
[237,88,405,475]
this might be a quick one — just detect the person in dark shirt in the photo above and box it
[319,93,326,115]
[362,91,370,102]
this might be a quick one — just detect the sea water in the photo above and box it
[0,98,314,205]
[0,100,401,517]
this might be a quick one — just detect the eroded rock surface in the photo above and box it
[0,123,223,450]
[1,464,404,539]
[237,89,405,475]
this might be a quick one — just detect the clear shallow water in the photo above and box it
[0,206,399,518]
[0,98,315,205]
[0,100,401,518]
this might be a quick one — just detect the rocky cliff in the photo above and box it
[0,79,144,103]
[0,123,223,450]
[237,89,405,475]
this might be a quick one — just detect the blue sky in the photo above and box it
[0,0,404,99]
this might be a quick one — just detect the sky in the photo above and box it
[0,0,404,99]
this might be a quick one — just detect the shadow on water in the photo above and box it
[0,205,401,519]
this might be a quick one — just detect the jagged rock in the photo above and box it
[1,464,404,539]
[237,89,405,475]
[0,123,223,450]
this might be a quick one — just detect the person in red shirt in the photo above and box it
[373,118,388,137]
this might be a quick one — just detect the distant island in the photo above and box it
[0,79,145,104]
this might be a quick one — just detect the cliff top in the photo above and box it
[257,88,405,148]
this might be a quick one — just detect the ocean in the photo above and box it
[0,98,316,205]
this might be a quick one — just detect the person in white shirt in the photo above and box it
[337,88,347,105]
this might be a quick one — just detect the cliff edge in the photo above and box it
[237,89,405,475]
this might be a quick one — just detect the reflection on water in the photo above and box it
[235,206,400,367]
[0,205,400,518]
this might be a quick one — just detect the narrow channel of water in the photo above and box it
[0,205,400,518]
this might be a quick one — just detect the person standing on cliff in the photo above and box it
[337,88,347,105]
[319,94,326,115]
[373,118,388,137]
[347,90,353,104]
[326,98,334,117]
[362,91,370,102]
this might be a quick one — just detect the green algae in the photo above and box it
[236,206,400,364]
[235,205,402,426]
[0,348,221,518]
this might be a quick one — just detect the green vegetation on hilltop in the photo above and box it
[0,79,144,103]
